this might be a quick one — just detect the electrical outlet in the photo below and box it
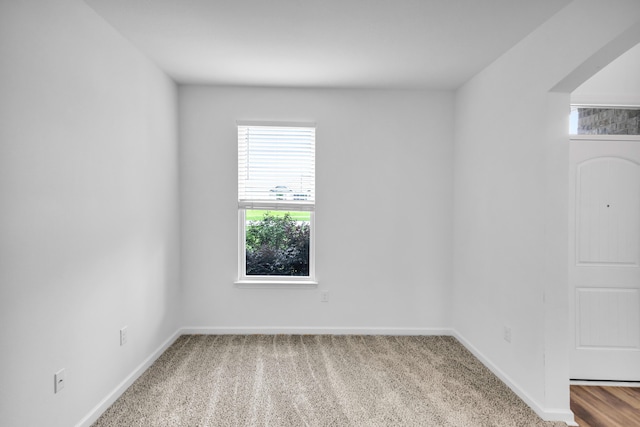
[54,369,65,393]
[503,326,512,343]
[120,326,128,346]
[321,291,329,302]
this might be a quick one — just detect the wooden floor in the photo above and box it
[570,385,640,427]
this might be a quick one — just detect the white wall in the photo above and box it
[180,86,454,332]
[572,42,640,105]
[0,1,180,426]
[453,0,640,422]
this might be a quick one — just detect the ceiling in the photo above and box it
[86,0,572,89]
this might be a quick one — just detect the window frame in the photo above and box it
[235,122,317,287]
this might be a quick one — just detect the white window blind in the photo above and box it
[238,124,315,211]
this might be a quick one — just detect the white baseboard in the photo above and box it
[181,326,454,336]
[75,329,182,427]
[452,330,576,426]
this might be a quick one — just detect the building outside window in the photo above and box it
[570,106,640,135]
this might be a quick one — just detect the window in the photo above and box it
[237,123,316,284]
[570,106,640,135]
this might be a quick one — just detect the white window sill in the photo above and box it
[234,280,318,289]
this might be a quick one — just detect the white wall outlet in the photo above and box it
[503,326,512,343]
[54,369,65,393]
[120,326,128,346]
[321,291,329,302]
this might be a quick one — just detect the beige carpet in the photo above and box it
[92,335,565,427]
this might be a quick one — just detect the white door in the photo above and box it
[569,137,640,381]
